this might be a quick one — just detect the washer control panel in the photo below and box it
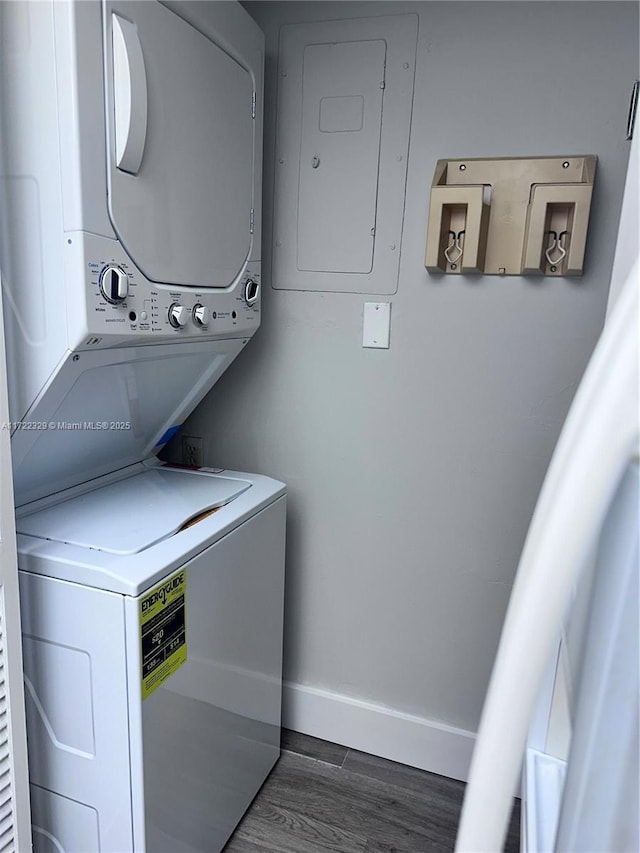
[71,234,261,349]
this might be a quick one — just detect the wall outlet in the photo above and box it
[182,435,204,467]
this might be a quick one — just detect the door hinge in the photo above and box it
[626,80,639,140]
[250,208,255,234]
[252,91,257,119]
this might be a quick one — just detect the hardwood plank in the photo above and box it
[343,749,465,804]
[505,799,521,853]
[224,837,273,853]
[344,748,521,853]
[280,728,348,767]
[362,840,445,853]
[224,740,522,853]
[230,798,367,853]
[262,751,455,853]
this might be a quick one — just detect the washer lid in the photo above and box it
[16,468,251,556]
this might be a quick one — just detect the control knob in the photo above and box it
[99,265,129,304]
[244,278,260,306]
[192,304,211,327]
[168,303,189,328]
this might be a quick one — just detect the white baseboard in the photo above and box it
[282,681,476,783]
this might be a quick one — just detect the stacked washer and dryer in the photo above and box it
[0,2,285,850]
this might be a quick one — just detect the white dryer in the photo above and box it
[16,461,286,852]
[0,0,265,505]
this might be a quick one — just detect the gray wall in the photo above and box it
[172,2,638,734]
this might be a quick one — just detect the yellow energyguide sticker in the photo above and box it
[140,569,187,700]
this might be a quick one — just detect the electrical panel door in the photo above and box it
[297,40,386,274]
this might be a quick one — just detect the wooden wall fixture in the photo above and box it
[425,156,597,276]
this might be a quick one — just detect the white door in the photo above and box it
[455,147,640,851]
[456,125,640,853]
[0,279,32,850]
[104,0,256,288]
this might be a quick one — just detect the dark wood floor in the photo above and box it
[223,730,521,853]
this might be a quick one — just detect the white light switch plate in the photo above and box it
[363,302,391,348]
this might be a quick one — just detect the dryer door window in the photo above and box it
[104,1,255,288]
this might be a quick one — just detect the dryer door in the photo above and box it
[104,1,255,288]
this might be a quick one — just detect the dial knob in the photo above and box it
[244,278,260,306]
[99,265,129,304]
[168,303,189,328]
[192,304,211,327]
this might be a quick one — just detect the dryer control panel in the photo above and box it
[65,233,260,350]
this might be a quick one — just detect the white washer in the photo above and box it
[16,461,286,853]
